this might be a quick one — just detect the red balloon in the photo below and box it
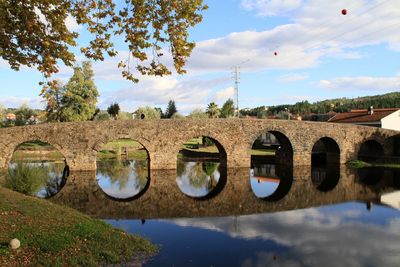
[341,9,347,15]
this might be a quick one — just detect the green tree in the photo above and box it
[44,61,99,122]
[107,103,120,120]
[220,99,235,118]
[94,111,111,121]
[0,0,207,84]
[44,82,66,122]
[134,106,161,120]
[171,112,185,119]
[0,104,6,121]
[206,102,220,118]
[165,100,178,118]
[155,107,164,118]
[188,108,208,119]
[117,111,133,121]
[14,104,37,126]
[202,136,215,147]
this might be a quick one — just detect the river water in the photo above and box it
[5,157,400,266]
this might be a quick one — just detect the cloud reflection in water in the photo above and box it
[169,203,400,267]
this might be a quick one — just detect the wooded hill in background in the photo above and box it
[241,92,400,118]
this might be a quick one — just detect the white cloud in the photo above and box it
[213,87,235,103]
[318,76,400,91]
[0,96,44,109]
[278,73,309,82]
[241,0,304,17]
[184,0,400,74]
[170,205,400,267]
[0,59,9,69]
[98,75,231,114]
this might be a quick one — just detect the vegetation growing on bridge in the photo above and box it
[0,187,157,266]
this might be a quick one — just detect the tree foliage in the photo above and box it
[188,108,208,119]
[171,112,184,119]
[241,92,400,118]
[154,107,164,118]
[206,102,220,118]
[94,111,111,121]
[0,104,6,120]
[14,104,37,126]
[44,61,99,122]
[165,99,177,118]
[0,0,207,84]
[220,98,235,118]
[107,103,120,120]
[134,106,161,119]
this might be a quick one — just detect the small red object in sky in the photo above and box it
[341,9,347,15]
[274,52,278,56]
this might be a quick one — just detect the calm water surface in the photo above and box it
[21,156,400,267]
[108,201,400,267]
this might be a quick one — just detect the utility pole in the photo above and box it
[233,66,240,118]
[232,59,249,118]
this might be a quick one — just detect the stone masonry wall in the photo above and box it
[0,119,398,170]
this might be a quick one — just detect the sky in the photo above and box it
[1,0,400,114]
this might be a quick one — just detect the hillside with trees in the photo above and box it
[241,92,400,118]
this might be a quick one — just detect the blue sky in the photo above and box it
[1,0,400,114]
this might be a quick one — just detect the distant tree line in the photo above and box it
[240,92,400,118]
[3,90,399,127]
[0,104,39,127]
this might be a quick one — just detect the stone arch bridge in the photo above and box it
[0,119,398,170]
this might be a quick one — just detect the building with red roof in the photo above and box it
[328,107,400,131]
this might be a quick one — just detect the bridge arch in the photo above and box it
[4,135,69,167]
[386,134,400,159]
[357,139,384,163]
[94,137,151,200]
[93,136,151,167]
[175,134,227,199]
[249,128,293,165]
[311,137,341,165]
[92,134,151,157]
[173,132,228,164]
[6,138,69,198]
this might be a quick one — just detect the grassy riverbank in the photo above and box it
[348,160,400,169]
[182,138,276,156]
[0,187,157,266]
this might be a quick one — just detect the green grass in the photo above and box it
[250,149,276,156]
[181,137,277,156]
[101,139,143,150]
[348,160,400,169]
[181,138,219,154]
[17,141,53,148]
[11,141,64,162]
[0,187,157,266]
[97,139,148,160]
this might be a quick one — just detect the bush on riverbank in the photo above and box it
[6,163,47,195]
[348,160,400,169]
[0,187,157,266]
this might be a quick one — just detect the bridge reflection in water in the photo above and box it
[51,164,400,219]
